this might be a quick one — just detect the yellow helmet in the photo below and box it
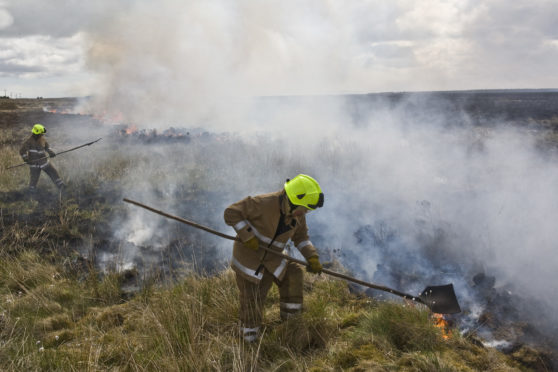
[284,174,324,210]
[32,124,46,135]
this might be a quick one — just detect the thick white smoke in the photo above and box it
[66,0,558,345]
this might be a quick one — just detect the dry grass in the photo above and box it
[0,249,526,371]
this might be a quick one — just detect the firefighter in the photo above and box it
[19,124,65,192]
[224,174,324,343]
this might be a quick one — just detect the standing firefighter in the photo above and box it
[224,174,324,343]
[19,124,65,192]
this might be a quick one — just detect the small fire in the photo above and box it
[125,124,138,134]
[43,107,74,114]
[432,313,451,340]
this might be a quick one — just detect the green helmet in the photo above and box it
[32,124,46,135]
[284,174,324,210]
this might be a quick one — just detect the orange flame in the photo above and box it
[44,107,74,114]
[432,313,451,340]
[125,124,138,134]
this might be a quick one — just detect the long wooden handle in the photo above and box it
[6,138,102,170]
[123,198,238,241]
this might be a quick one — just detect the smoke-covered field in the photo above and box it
[113,92,558,355]
[4,91,558,359]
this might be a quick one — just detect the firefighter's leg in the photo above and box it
[42,163,65,189]
[28,166,41,191]
[278,262,304,320]
[236,270,273,342]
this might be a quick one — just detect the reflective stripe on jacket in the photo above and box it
[224,190,318,283]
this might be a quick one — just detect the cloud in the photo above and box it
[0,34,85,78]
[0,7,13,30]
[465,2,558,65]
[0,0,132,38]
[0,60,43,75]
[396,0,477,37]
[2,0,558,97]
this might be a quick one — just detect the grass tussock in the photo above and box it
[0,250,526,371]
[357,302,441,352]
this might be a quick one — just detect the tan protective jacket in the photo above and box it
[19,135,54,168]
[224,190,319,284]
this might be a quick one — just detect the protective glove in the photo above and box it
[47,149,56,158]
[243,236,259,251]
[307,256,323,274]
[22,155,29,164]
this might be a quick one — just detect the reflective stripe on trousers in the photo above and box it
[280,302,302,320]
[242,326,260,342]
[280,302,302,310]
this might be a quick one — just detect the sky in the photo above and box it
[1,0,558,98]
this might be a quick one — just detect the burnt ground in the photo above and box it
[3,90,558,143]
[4,89,558,127]
[1,97,226,282]
[0,97,81,127]
[343,89,558,126]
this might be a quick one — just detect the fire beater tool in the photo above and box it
[123,198,462,314]
[6,138,103,170]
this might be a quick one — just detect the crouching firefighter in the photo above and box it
[19,124,65,192]
[224,174,324,343]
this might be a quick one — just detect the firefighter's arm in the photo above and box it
[224,196,259,247]
[19,142,29,163]
[292,216,322,273]
[45,141,55,157]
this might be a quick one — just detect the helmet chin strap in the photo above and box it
[288,200,297,214]
[280,190,297,215]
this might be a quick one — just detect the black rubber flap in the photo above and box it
[419,284,461,314]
